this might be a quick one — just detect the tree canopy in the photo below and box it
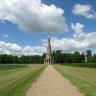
[0,50,96,64]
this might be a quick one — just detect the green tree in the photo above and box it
[18,55,27,64]
[0,54,7,64]
[72,51,81,63]
[55,50,62,63]
[80,52,86,63]
[86,50,93,63]
[66,53,73,63]
[13,56,18,64]
[52,51,56,63]
[62,53,66,63]
[93,54,96,63]
[5,55,13,63]
[41,53,46,63]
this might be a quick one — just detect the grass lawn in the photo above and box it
[0,64,46,96]
[54,64,96,96]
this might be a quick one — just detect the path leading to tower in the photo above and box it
[27,65,83,96]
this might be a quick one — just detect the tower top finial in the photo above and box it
[48,34,50,39]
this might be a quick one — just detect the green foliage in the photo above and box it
[13,56,18,63]
[80,52,86,63]
[72,51,81,63]
[52,50,96,65]
[5,55,13,63]
[0,54,7,63]
[52,50,85,63]
[0,54,43,64]
[52,50,62,63]
[93,54,96,63]
[86,50,93,63]
[0,50,96,65]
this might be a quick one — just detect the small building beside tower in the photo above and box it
[44,35,54,64]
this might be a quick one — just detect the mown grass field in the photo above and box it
[54,64,96,96]
[0,64,46,96]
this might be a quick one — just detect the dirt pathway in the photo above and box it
[27,65,83,96]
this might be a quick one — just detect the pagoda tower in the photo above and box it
[44,35,53,64]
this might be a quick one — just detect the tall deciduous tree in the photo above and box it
[93,54,96,63]
[55,50,62,63]
[5,55,13,63]
[86,50,93,63]
[13,56,18,64]
[80,52,86,63]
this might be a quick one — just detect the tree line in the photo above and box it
[52,50,96,63]
[0,50,96,64]
[0,55,44,64]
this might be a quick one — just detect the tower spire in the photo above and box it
[44,35,53,64]
[48,34,51,46]
[48,34,50,38]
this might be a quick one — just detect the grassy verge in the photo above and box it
[62,63,96,68]
[54,65,96,96]
[0,64,27,71]
[0,64,46,96]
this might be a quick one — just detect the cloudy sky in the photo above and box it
[0,0,96,56]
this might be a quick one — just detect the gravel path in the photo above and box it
[27,65,83,96]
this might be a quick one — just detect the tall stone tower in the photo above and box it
[44,35,53,64]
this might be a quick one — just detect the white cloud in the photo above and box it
[72,4,96,19]
[71,23,86,41]
[42,23,96,53]
[0,23,96,55]
[0,0,67,33]
[3,34,9,37]
[0,41,46,56]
